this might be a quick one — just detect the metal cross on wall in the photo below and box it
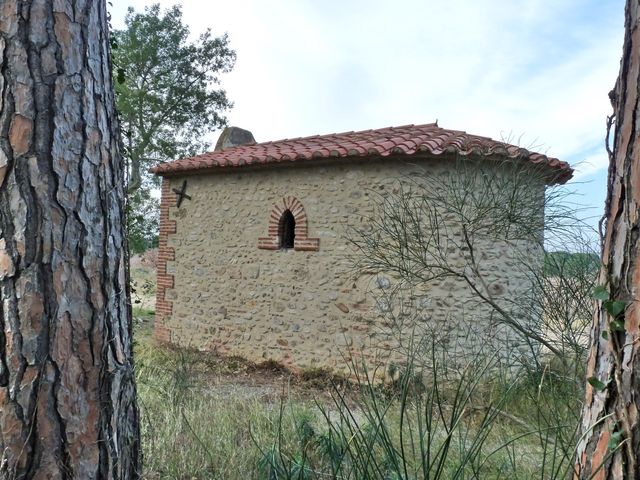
[172,180,192,208]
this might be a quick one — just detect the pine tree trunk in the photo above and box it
[0,1,140,478]
[575,1,640,478]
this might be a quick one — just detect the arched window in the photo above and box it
[258,196,319,251]
[279,210,295,249]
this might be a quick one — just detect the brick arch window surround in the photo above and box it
[258,196,320,251]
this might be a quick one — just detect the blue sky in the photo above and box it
[111,0,624,237]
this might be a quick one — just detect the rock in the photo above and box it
[214,126,256,151]
[244,265,260,279]
[336,303,349,313]
[489,282,506,295]
[418,296,431,308]
[335,334,353,347]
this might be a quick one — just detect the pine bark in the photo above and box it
[0,1,140,478]
[575,1,640,478]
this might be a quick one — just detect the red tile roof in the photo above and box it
[151,123,573,184]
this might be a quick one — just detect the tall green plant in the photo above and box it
[350,159,597,371]
[254,345,581,479]
[113,3,235,193]
[113,3,235,253]
[127,183,159,253]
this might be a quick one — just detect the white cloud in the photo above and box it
[572,152,610,179]
[109,0,624,176]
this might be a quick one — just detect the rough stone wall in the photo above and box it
[155,156,544,373]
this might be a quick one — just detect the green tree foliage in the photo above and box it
[128,182,160,253]
[543,251,599,277]
[112,3,235,251]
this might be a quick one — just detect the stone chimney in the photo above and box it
[214,126,256,151]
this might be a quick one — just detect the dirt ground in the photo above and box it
[136,314,354,406]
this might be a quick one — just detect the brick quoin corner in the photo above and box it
[154,178,176,343]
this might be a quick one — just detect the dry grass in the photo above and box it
[130,261,582,479]
[135,332,326,478]
[133,323,581,479]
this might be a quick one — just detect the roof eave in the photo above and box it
[149,152,573,186]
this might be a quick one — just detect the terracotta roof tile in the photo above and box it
[151,123,573,184]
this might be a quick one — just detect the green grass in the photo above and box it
[135,341,320,479]
[134,332,582,479]
[133,306,155,322]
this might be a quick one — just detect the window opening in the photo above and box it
[279,210,295,249]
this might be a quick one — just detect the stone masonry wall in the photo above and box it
[155,157,545,373]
